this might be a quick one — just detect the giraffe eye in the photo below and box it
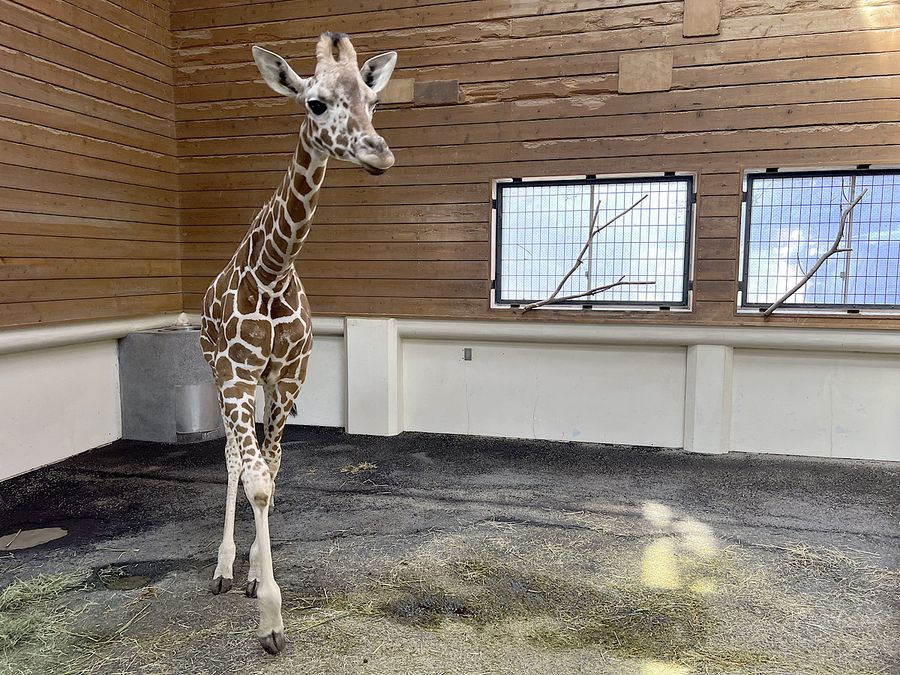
[307,99,327,115]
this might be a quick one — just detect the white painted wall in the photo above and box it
[298,335,346,427]
[352,319,900,461]
[403,339,686,447]
[2,316,898,483]
[255,334,347,428]
[345,318,401,435]
[731,349,900,461]
[0,340,121,481]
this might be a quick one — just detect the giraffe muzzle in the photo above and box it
[360,160,390,176]
[356,135,395,174]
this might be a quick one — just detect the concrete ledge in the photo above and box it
[0,313,188,357]
[12,314,894,355]
[313,316,345,336]
[397,320,900,354]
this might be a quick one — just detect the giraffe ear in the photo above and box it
[252,46,309,98]
[360,52,397,94]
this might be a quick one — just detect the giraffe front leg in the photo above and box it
[242,466,284,654]
[247,380,299,597]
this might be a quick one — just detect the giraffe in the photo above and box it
[199,33,397,655]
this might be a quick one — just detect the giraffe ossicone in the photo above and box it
[199,33,397,656]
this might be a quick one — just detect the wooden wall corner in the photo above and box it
[618,51,674,94]
[683,0,721,37]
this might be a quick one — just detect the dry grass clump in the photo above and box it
[0,571,86,650]
[0,571,85,614]
[0,570,88,675]
[776,542,900,595]
[308,527,899,675]
[339,461,378,475]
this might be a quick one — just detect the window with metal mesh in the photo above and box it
[741,170,900,310]
[494,176,693,308]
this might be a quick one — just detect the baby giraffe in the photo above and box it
[199,33,397,655]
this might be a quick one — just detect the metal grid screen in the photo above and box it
[742,170,900,309]
[495,176,693,307]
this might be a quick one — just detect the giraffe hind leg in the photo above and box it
[210,391,241,595]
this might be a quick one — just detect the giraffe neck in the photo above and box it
[246,122,327,285]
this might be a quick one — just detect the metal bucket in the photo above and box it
[119,323,225,444]
[175,381,222,441]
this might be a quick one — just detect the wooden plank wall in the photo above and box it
[172,0,900,328]
[5,1,898,330]
[172,0,900,326]
[0,0,181,328]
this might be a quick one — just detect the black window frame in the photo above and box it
[492,174,695,310]
[740,168,900,313]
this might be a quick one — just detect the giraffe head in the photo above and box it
[252,34,396,175]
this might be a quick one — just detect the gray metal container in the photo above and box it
[118,325,225,444]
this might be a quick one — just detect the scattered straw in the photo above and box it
[340,462,378,475]
[0,570,87,660]
[0,520,896,674]
[0,571,86,614]
[4,530,22,549]
[750,541,900,596]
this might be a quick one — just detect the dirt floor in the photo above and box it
[0,427,897,675]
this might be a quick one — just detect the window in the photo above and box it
[493,176,694,309]
[741,169,900,311]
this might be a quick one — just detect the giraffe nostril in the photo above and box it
[356,134,393,172]
[360,135,385,151]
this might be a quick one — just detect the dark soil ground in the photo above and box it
[0,427,897,674]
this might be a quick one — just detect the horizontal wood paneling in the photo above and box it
[172,3,899,71]
[5,2,899,330]
[0,0,179,329]
[174,0,900,329]
[0,294,182,327]
[178,101,897,154]
[0,258,180,281]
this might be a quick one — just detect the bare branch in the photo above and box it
[795,247,807,277]
[523,277,656,310]
[522,195,652,312]
[763,189,867,317]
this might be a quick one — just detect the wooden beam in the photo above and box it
[379,78,415,104]
[414,80,459,106]
[618,51,674,93]
[684,0,722,37]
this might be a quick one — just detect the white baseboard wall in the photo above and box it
[339,318,900,462]
[0,340,122,481]
[1,314,898,481]
[0,313,188,481]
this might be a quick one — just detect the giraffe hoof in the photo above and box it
[246,579,258,598]
[259,630,286,655]
[210,576,233,595]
